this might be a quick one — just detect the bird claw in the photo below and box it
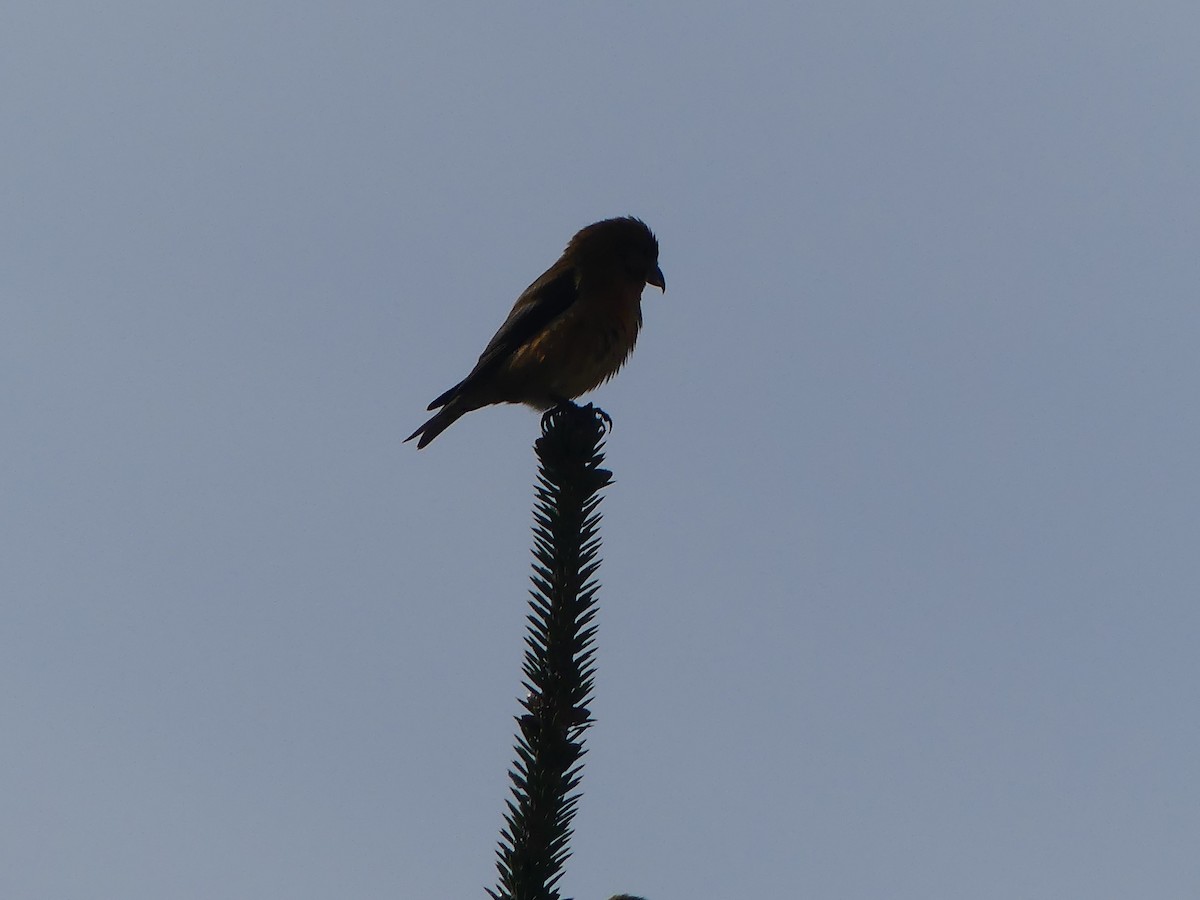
[595,407,613,434]
[539,401,613,438]
[539,405,563,434]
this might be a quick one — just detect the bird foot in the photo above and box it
[539,401,612,439]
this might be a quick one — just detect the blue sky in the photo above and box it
[4,3,1199,897]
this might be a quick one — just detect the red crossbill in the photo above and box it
[405,216,665,448]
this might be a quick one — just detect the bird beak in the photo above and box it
[647,266,666,292]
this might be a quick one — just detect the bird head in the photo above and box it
[570,216,665,293]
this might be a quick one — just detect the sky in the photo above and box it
[4,2,1199,898]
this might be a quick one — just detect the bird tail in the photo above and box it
[404,401,468,449]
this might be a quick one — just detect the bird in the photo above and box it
[405,216,665,448]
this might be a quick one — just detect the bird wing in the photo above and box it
[425,262,579,410]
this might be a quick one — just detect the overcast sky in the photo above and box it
[5,2,1199,898]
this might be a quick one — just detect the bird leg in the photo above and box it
[539,400,612,438]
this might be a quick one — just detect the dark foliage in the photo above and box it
[488,404,612,900]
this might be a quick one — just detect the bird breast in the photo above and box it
[509,291,642,402]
